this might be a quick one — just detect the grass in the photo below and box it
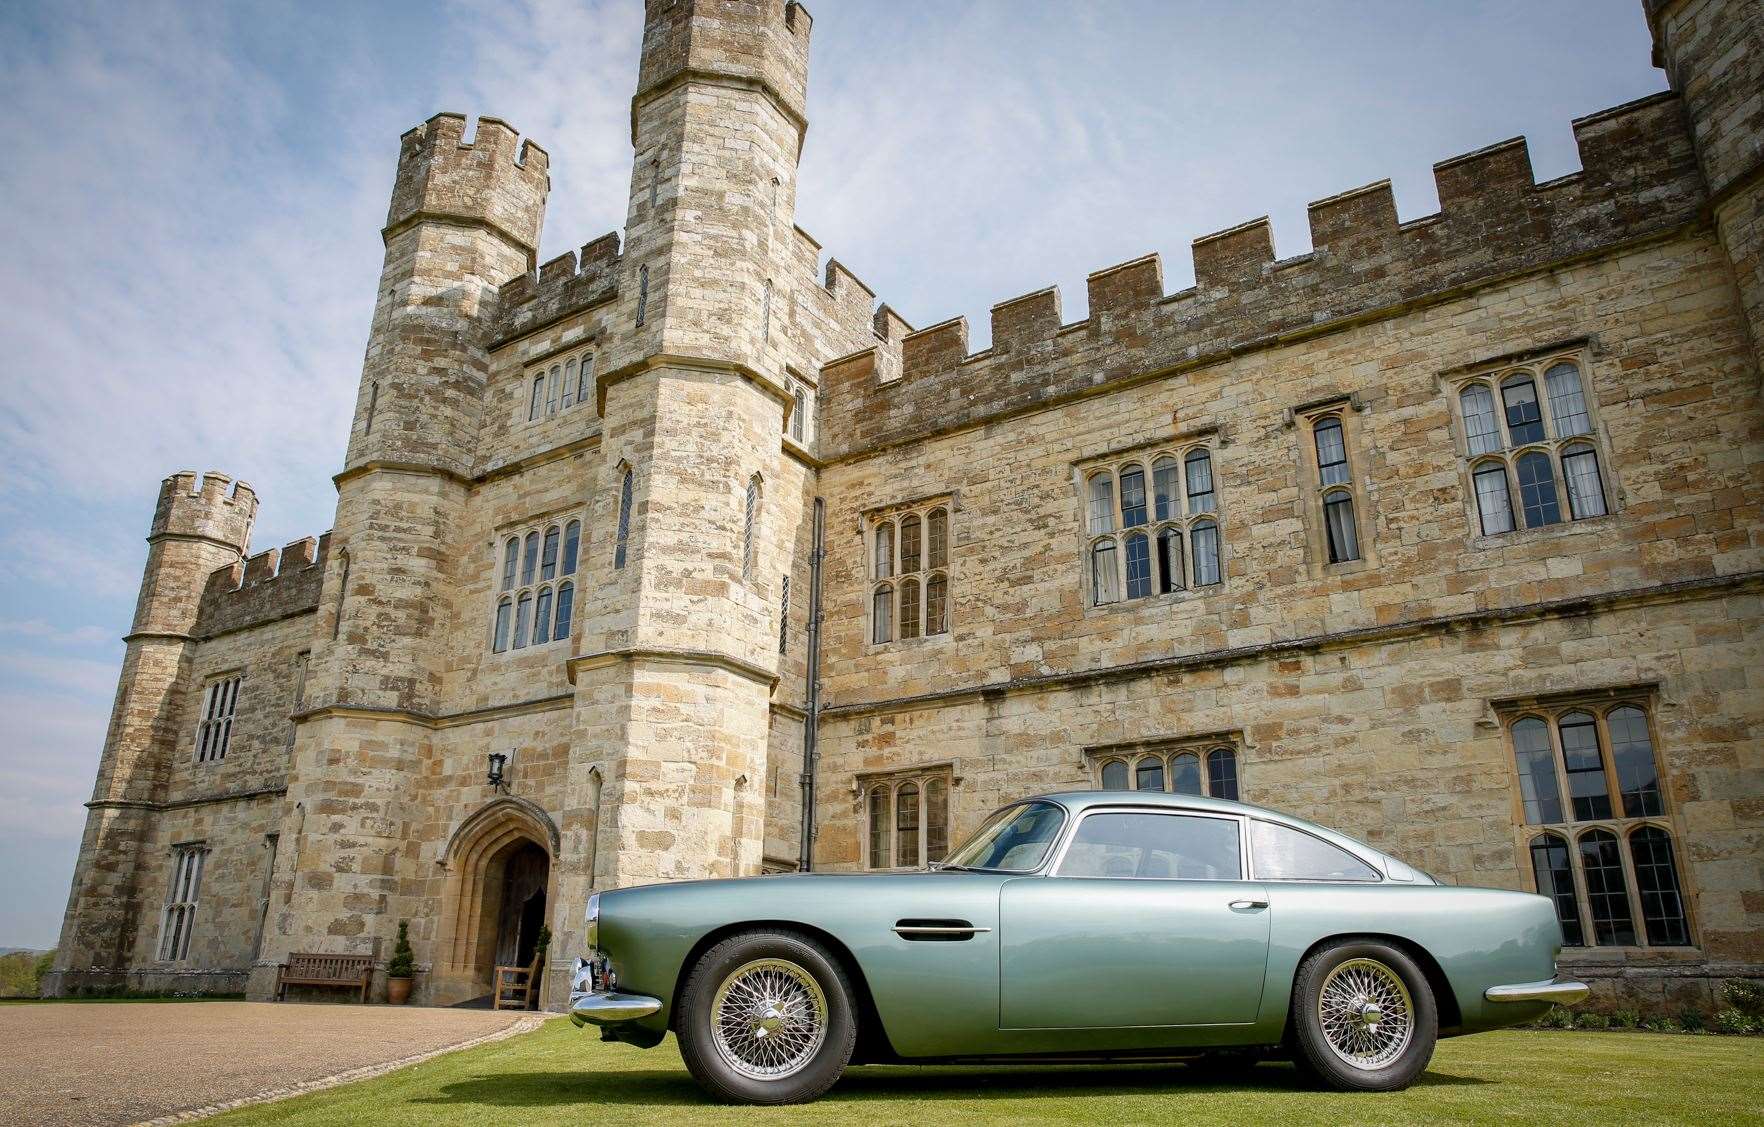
[206,1020,1762,1126]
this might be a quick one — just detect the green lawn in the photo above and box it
[209,1021,1761,1126]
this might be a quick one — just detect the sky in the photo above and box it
[0,0,1664,949]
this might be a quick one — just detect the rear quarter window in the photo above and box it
[1251,820,1380,882]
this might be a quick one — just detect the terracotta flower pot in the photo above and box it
[387,976,413,1005]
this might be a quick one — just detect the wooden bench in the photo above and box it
[276,952,374,1003]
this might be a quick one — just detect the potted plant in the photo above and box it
[386,920,415,1005]
[531,925,551,1006]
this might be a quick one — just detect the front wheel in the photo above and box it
[676,929,857,1104]
[1289,939,1438,1091]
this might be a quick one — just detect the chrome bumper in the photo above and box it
[569,989,663,1027]
[1485,977,1590,1005]
[568,954,661,1028]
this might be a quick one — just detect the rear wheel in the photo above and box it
[1289,939,1437,1091]
[676,930,856,1104]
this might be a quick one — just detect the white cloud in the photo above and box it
[0,620,114,647]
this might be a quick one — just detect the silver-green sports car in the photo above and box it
[569,792,1587,1104]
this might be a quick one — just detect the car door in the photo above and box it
[998,807,1270,1029]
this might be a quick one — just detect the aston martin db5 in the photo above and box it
[569,791,1586,1103]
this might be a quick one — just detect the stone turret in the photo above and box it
[45,471,255,994]
[578,0,816,891]
[256,114,550,996]
[1647,0,1764,381]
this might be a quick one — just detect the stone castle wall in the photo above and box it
[50,0,1763,1015]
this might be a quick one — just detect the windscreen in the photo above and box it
[943,801,1066,872]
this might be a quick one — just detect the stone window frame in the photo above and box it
[1493,686,1695,952]
[1086,732,1244,801]
[1074,436,1227,610]
[156,841,208,963]
[613,465,635,570]
[784,374,815,447]
[1444,347,1620,544]
[524,347,594,424]
[742,474,763,584]
[1287,394,1376,575]
[859,764,955,871]
[866,495,954,649]
[193,672,242,765]
[490,512,584,656]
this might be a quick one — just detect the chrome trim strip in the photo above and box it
[891,925,992,936]
[1484,978,1590,1005]
[569,990,663,1026]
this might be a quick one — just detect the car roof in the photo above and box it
[1024,791,1394,868]
[1034,790,1282,818]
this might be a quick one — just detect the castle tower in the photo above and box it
[46,471,255,994]
[574,0,814,890]
[1648,0,1764,379]
[256,115,550,988]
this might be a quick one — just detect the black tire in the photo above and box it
[675,929,857,1104]
[1289,939,1438,1092]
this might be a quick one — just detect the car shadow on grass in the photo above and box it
[412,1062,1488,1109]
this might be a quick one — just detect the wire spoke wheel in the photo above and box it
[709,958,829,1081]
[1316,957,1414,1071]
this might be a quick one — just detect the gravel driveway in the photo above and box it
[0,1001,542,1126]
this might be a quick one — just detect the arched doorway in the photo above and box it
[495,841,549,972]
[433,797,559,1006]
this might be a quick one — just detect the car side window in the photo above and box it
[1250,820,1380,882]
[1056,812,1242,880]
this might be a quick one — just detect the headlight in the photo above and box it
[585,892,600,951]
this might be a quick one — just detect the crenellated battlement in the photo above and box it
[195,532,330,639]
[489,231,622,345]
[637,0,813,135]
[386,112,550,255]
[152,470,256,549]
[819,91,1706,459]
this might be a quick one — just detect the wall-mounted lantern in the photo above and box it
[487,751,511,793]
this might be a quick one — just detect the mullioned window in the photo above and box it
[492,516,582,653]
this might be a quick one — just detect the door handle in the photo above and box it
[892,919,991,941]
[1229,899,1269,910]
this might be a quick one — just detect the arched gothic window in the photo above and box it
[742,475,762,582]
[1135,757,1165,792]
[1452,356,1612,538]
[1578,829,1635,946]
[521,532,539,586]
[1509,699,1688,948]
[1472,461,1516,535]
[863,771,953,870]
[1085,445,1224,605]
[1307,413,1363,565]
[870,503,952,644]
[491,516,586,653]
[553,581,574,642]
[1529,833,1583,947]
[540,526,560,582]
[1206,748,1239,800]
[1090,745,1242,800]
[1629,826,1689,946]
[614,469,634,570]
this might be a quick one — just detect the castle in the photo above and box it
[48,0,1763,1013]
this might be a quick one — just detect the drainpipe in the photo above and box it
[798,497,825,872]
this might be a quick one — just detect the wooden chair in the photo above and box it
[494,952,542,1010]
